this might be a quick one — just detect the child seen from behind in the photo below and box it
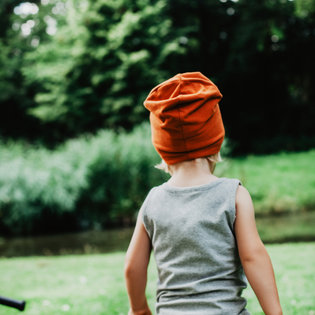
[125,72,282,315]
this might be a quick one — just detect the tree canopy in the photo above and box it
[1,0,315,154]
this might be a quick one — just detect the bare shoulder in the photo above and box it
[234,184,265,260]
[236,185,251,201]
[235,184,255,216]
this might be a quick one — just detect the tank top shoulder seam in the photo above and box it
[160,177,228,193]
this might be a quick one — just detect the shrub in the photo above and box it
[2,124,313,236]
[0,124,166,235]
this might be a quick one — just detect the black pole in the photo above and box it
[0,296,26,311]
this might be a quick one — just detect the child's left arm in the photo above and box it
[125,210,152,315]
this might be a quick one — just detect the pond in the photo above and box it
[0,228,134,258]
[1,212,315,257]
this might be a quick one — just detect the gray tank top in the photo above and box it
[141,177,250,315]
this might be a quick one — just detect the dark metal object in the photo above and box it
[0,296,26,311]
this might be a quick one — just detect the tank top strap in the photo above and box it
[218,178,242,228]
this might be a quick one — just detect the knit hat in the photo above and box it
[144,72,225,165]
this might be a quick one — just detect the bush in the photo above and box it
[1,124,313,236]
[0,124,166,235]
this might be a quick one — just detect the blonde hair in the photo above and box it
[155,152,222,175]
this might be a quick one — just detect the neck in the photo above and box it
[168,158,218,187]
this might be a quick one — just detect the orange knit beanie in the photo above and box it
[144,72,225,165]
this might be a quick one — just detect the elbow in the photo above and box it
[124,260,148,283]
[124,261,133,279]
[240,243,269,265]
[124,259,137,280]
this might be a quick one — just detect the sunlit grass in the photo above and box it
[0,243,314,315]
[217,150,315,214]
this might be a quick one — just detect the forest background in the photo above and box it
[0,0,315,236]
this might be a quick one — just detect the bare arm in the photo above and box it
[235,185,282,315]
[125,210,152,315]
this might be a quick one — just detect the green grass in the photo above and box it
[0,243,314,315]
[217,150,315,214]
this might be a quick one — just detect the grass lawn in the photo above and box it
[217,150,315,214]
[0,243,314,315]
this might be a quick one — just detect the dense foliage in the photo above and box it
[0,124,166,235]
[0,124,314,236]
[0,0,314,153]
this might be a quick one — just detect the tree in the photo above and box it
[0,0,70,141]
[0,1,40,139]
[1,0,315,153]
[220,0,315,153]
[23,0,189,139]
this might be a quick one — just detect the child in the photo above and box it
[124,72,282,315]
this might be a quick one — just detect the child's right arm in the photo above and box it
[125,210,152,315]
[235,185,282,315]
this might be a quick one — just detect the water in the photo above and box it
[0,228,134,258]
[256,211,315,243]
[1,212,315,257]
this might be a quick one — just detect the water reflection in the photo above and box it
[0,228,134,258]
[1,212,315,257]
